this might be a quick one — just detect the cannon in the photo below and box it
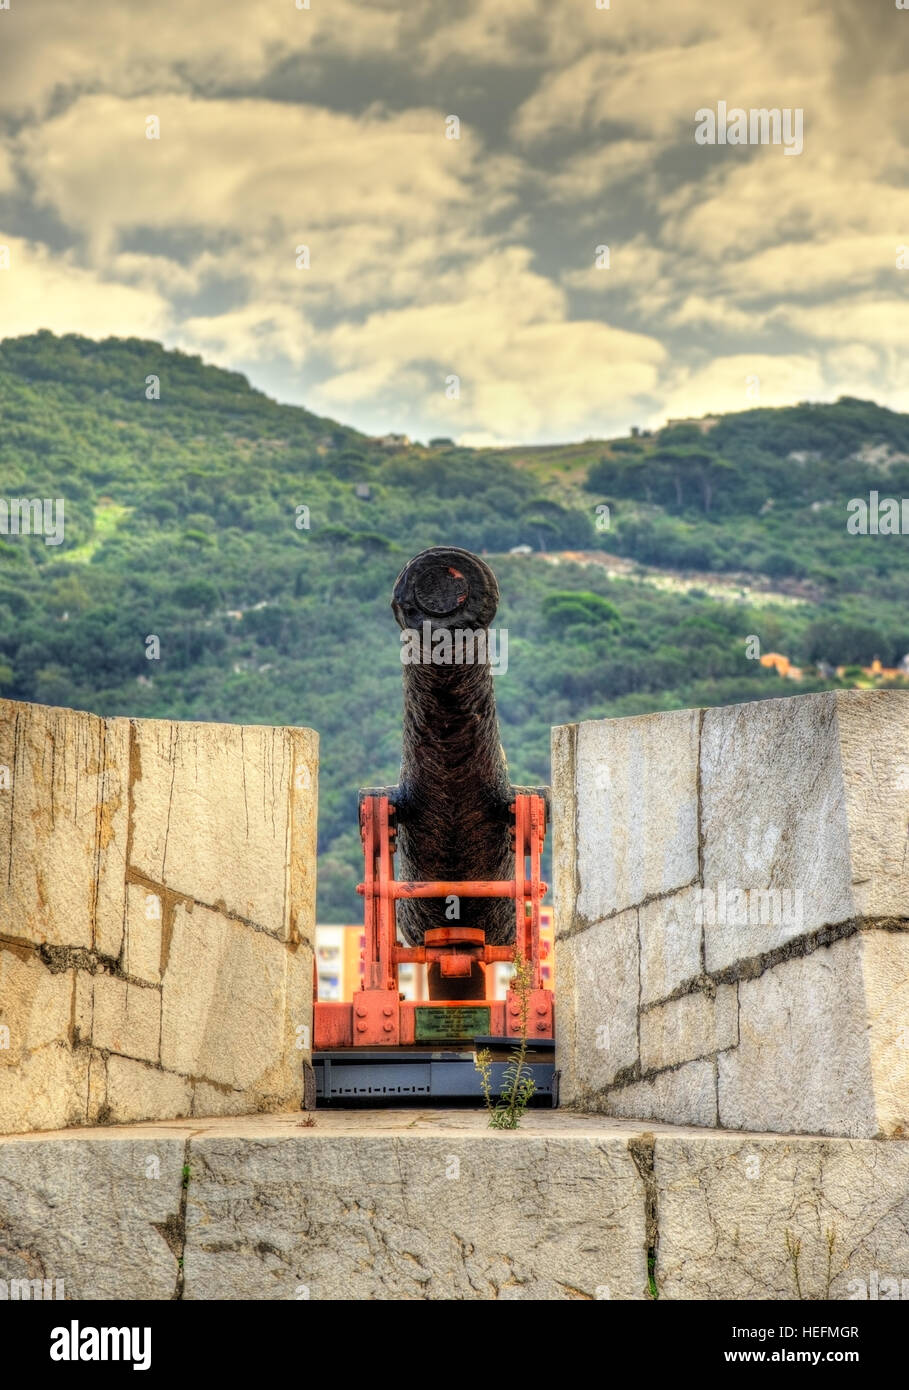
[389,547,517,995]
[312,546,555,1103]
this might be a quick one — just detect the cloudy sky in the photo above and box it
[1,0,908,443]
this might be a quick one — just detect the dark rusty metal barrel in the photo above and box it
[386,546,515,997]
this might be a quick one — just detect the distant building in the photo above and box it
[864,658,904,682]
[509,544,533,555]
[354,482,371,499]
[314,910,555,1002]
[377,433,410,448]
[760,652,803,681]
[429,436,454,447]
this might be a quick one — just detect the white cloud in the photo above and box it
[0,236,170,341]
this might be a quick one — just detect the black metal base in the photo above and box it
[313,1042,557,1106]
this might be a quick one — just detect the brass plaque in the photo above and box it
[414,1006,491,1041]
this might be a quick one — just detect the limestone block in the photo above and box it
[129,719,318,942]
[0,700,129,953]
[641,984,738,1073]
[836,691,909,919]
[0,700,318,1134]
[700,690,909,972]
[0,1132,186,1299]
[160,902,304,1103]
[0,1046,89,1136]
[863,930,909,1138]
[0,947,73,1064]
[554,691,909,1138]
[105,1056,192,1124]
[718,936,879,1138]
[183,1119,647,1300]
[555,908,639,1105]
[123,881,163,984]
[551,722,579,932]
[606,1059,717,1129]
[655,1131,909,1300]
[91,973,160,1065]
[569,708,700,926]
[639,887,703,1005]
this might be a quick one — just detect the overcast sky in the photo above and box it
[1,0,908,444]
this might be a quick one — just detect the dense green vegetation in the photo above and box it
[1,332,907,918]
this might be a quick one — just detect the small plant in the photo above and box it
[475,949,536,1129]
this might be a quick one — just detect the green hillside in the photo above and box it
[1,331,907,919]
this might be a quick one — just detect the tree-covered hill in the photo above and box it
[1,332,907,918]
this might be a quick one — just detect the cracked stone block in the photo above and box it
[556,709,699,929]
[555,908,639,1105]
[641,984,738,1073]
[0,947,74,1065]
[106,1056,192,1124]
[701,690,909,972]
[91,973,161,1065]
[123,882,163,984]
[129,719,318,943]
[555,691,909,1137]
[0,699,318,1133]
[639,887,703,1006]
[718,932,909,1139]
[0,1132,186,1298]
[0,700,129,952]
[605,1059,717,1128]
[183,1119,648,1300]
[0,1046,89,1135]
[0,950,88,1134]
[655,1131,909,1300]
[160,902,307,1105]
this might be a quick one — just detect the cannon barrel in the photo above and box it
[388,547,516,974]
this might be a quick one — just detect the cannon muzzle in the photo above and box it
[383,548,518,996]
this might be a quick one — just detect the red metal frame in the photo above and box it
[313,792,554,1048]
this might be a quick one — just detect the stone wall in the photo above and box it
[1,1110,907,1300]
[0,700,317,1134]
[553,690,909,1138]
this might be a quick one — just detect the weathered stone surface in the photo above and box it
[0,1047,89,1136]
[91,973,160,1065]
[556,908,639,1104]
[129,719,317,943]
[0,948,73,1064]
[105,1057,192,1125]
[607,1060,718,1128]
[863,930,909,1138]
[2,1111,905,1302]
[836,691,909,920]
[0,1129,186,1299]
[718,936,878,1138]
[182,1111,647,1300]
[571,709,699,926]
[656,1130,909,1300]
[160,902,308,1103]
[701,693,852,970]
[639,887,702,1006]
[123,881,163,984]
[554,691,909,1138]
[0,699,317,1134]
[0,700,129,952]
[641,984,738,1074]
